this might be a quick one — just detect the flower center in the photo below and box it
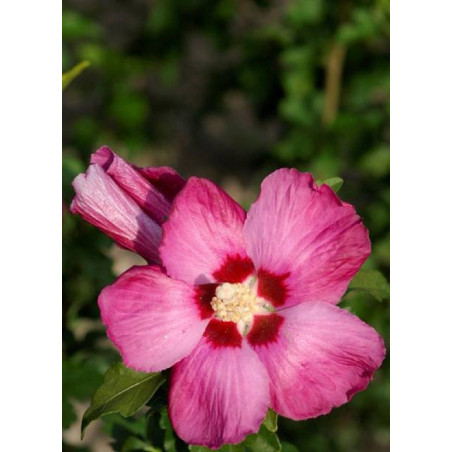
[210,280,274,334]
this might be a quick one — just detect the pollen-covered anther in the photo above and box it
[211,282,262,324]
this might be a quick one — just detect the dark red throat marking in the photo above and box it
[247,314,284,347]
[204,319,242,348]
[213,254,255,283]
[194,284,216,319]
[257,269,290,307]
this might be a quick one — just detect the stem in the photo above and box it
[322,43,347,125]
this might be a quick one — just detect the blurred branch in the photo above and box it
[322,43,346,125]
[62,60,90,91]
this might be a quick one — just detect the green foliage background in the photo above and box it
[63,0,389,451]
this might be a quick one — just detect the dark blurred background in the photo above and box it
[63,0,389,451]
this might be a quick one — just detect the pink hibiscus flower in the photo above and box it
[71,147,385,449]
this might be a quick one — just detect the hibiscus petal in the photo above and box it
[71,164,162,263]
[98,266,210,372]
[169,337,270,448]
[91,146,173,224]
[249,301,385,420]
[244,169,371,307]
[160,177,252,285]
[137,165,186,203]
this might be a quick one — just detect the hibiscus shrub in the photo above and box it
[63,0,389,451]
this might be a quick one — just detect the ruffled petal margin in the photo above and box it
[98,266,210,372]
[244,169,371,307]
[249,301,385,420]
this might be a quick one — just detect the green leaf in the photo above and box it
[62,60,90,90]
[243,426,281,452]
[280,442,299,452]
[63,397,77,430]
[348,268,390,301]
[62,357,103,429]
[102,414,151,452]
[81,362,165,438]
[103,413,148,439]
[189,425,281,452]
[159,408,177,452]
[121,436,156,452]
[263,408,278,432]
[315,177,343,192]
[190,445,241,452]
